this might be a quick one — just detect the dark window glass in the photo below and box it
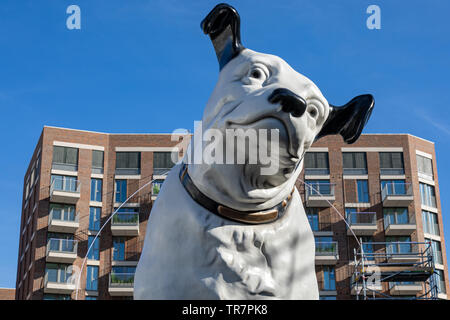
[92,151,104,169]
[52,146,78,171]
[115,180,127,202]
[416,155,433,178]
[86,266,99,291]
[357,180,369,203]
[304,152,329,175]
[87,236,100,260]
[89,207,101,231]
[116,152,141,174]
[343,152,367,174]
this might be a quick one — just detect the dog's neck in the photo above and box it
[186,161,303,212]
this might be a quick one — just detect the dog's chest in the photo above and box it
[134,164,318,299]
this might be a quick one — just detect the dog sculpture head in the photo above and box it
[187,3,374,212]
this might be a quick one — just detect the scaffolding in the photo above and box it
[351,241,439,300]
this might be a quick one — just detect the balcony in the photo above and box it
[111,212,139,236]
[52,162,78,172]
[351,282,382,295]
[304,168,330,176]
[381,183,413,207]
[46,239,78,263]
[384,215,416,236]
[48,211,79,233]
[50,177,81,204]
[380,168,405,176]
[109,272,135,296]
[44,274,75,294]
[305,183,335,207]
[347,212,377,236]
[315,241,339,265]
[343,168,368,176]
[385,242,421,263]
[389,282,423,295]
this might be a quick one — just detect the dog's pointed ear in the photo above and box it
[316,94,374,144]
[201,3,245,70]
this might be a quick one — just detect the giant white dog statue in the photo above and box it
[134,3,374,299]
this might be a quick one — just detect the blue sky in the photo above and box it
[0,0,449,288]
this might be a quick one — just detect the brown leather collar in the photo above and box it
[179,163,294,224]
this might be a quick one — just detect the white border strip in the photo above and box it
[115,147,179,152]
[341,147,403,152]
[416,150,433,159]
[307,147,329,152]
[53,141,104,151]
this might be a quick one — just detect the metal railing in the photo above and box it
[305,182,335,197]
[47,238,78,254]
[381,182,412,200]
[49,210,79,223]
[153,167,172,175]
[389,281,422,289]
[44,271,74,286]
[380,168,405,175]
[384,213,415,229]
[115,168,141,175]
[91,166,104,174]
[112,212,139,226]
[109,272,135,287]
[50,176,81,193]
[52,162,78,172]
[304,168,330,176]
[343,168,368,175]
[347,212,377,226]
[315,241,338,256]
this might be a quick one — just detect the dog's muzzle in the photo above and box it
[179,163,294,224]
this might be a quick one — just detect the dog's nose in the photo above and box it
[268,88,307,118]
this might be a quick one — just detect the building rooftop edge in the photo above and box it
[43,126,434,143]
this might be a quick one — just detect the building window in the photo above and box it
[45,263,72,284]
[306,208,319,232]
[379,152,404,175]
[113,237,125,261]
[86,266,99,291]
[51,175,78,192]
[420,183,436,208]
[90,178,102,202]
[383,208,409,228]
[89,207,101,231]
[85,296,97,300]
[116,152,141,175]
[49,203,76,222]
[115,180,127,203]
[356,180,369,203]
[343,152,367,175]
[87,236,100,260]
[322,266,336,291]
[304,152,329,175]
[361,236,374,260]
[436,270,446,294]
[417,154,433,180]
[305,179,333,196]
[52,146,78,171]
[422,210,439,236]
[47,233,75,253]
[430,240,443,265]
[153,152,177,175]
[92,150,104,174]
[319,296,336,300]
[111,266,136,286]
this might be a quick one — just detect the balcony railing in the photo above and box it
[91,166,104,174]
[304,168,330,176]
[50,176,81,193]
[309,221,332,232]
[381,182,412,199]
[115,168,141,175]
[316,241,338,256]
[343,168,368,175]
[112,212,139,226]
[47,239,78,255]
[305,183,335,197]
[152,181,164,196]
[347,212,377,226]
[52,162,78,172]
[109,272,135,287]
[380,168,405,175]
[153,167,172,175]
[384,214,415,229]
[49,210,79,223]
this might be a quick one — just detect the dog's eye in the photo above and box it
[251,69,262,79]
[245,66,268,84]
[307,105,319,119]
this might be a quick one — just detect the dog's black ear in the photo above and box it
[201,3,245,70]
[316,94,374,144]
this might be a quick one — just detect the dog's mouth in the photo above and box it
[227,115,301,161]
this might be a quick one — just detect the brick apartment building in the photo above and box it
[0,288,15,300]
[15,126,449,300]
